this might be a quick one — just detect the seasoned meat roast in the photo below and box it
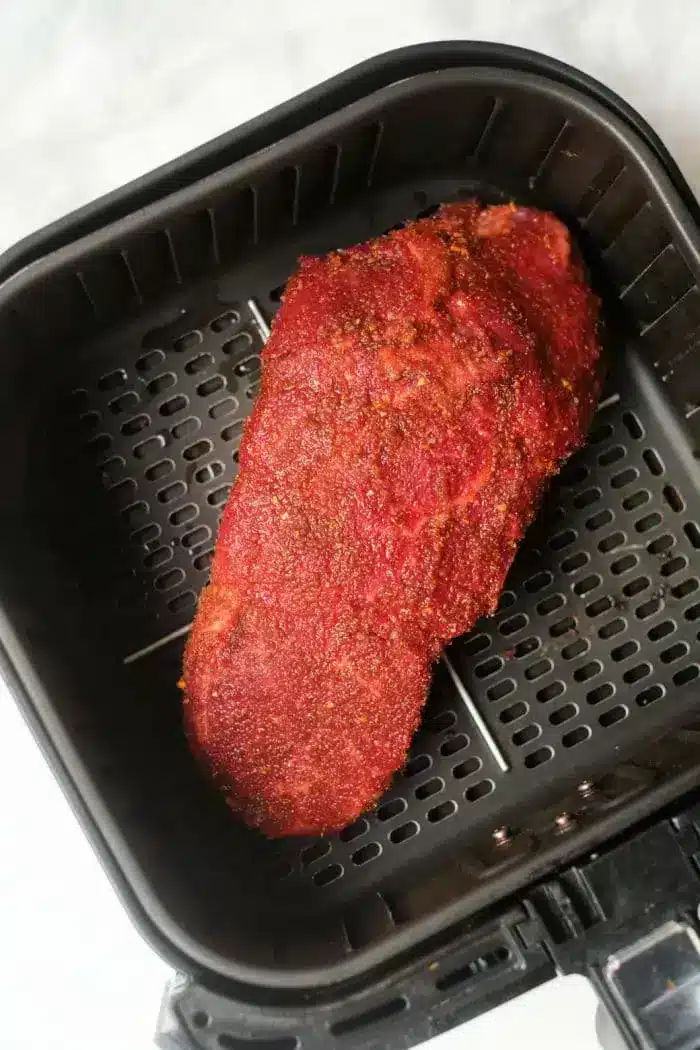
[182,202,603,837]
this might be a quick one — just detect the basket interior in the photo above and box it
[2,71,700,985]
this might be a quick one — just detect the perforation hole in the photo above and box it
[160,394,188,417]
[194,462,225,486]
[440,734,468,757]
[624,663,651,684]
[599,617,626,640]
[587,682,615,705]
[185,352,214,375]
[132,522,160,546]
[574,574,601,597]
[512,724,540,746]
[98,368,127,392]
[524,746,554,769]
[515,637,541,660]
[415,777,444,801]
[173,330,202,353]
[144,546,173,570]
[193,550,213,572]
[661,556,687,578]
[222,421,245,443]
[660,641,690,664]
[586,509,613,531]
[622,411,644,439]
[600,705,628,727]
[562,638,589,660]
[171,416,200,439]
[497,590,516,611]
[376,798,407,822]
[183,439,212,462]
[598,445,625,467]
[79,407,100,432]
[474,656,503,679]
[672,578,699,599]
[223,332,253,355]
[550,528,577,551]
[122,413,150,436]
[623,489,651,511]
[663,485,684,512]
[574,660,602,683]
[170,503,198,526]
[339,818,369,842]
[611,640,639,662]
[197,375,226,399]
[500,701,527,724]
[211,310,240,332]
[462,633,490,657]
[647,533,674,555]
[352,842,381,865]
[637,683,664,707]
[424,710,456,733]
[234,354,261,378]
[499,613,528,636]
[611,467,639,489]
[643,449,664,476]
[537,593,565,615]
[121,501,149,527]
[624,576,650,598]
[146,372,176,397]
[301,841,331,867]
[389,822,419,845]
[136,349,165,373]
[537,681,565,703]
[182,525,211,550]
[88,432,112,457]
[550,616,576,638]
[587,595,613,618]
[487,679,515,702]
[428,800,457,823]
[404,755,431,778]
[636,512,662,534]
[562,551,589,574]
[453,757,482,779]
[145,458,175,482]
[155,567,185,592]
[525,570,553,593]
[636,596,663,620]
[207,484,230,506]
[685,522,700,549]
[100,456,125,484]
[313,864,343,887]
[598,531,626,554]
[209,397,237,420]
[563,725,591,748]
[157,480,187,504]
[684,603,700,622]
[648,620,675,642]
[108,391,138,416]
[465,779,495,802]
[573,487,602,510]
[611,553,638,576]
[525,658,552,681]
[674,665,700,686]
[549,701,579,726]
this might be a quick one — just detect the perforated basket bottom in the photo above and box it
[53,176,700,909]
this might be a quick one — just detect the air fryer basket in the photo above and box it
[3,45,700,1032]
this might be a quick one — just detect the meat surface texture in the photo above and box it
[183,201,602,837]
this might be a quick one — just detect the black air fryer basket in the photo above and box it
[4,43,700,1050]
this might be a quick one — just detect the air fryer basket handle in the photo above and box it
[155,798,700,1050]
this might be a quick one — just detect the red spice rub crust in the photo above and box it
[183,201,602,836]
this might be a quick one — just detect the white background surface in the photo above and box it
[0,2,697,1047]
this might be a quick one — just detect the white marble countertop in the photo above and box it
[0,1,696,1047]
